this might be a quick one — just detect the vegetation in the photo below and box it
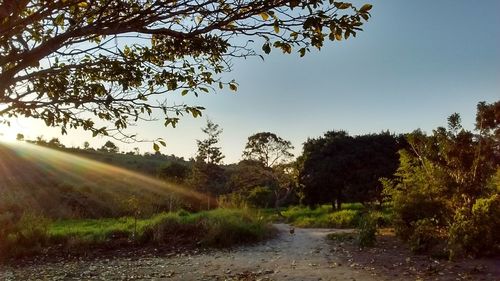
[0,209,273,259]
[383,101,499,258]
[1,102,498,262]
[0,0,372,144]
[278,203,390,229]
[242,132,294,168]
[189,119,227,209]
[299,131,404,209]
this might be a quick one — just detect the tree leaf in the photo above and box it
[260,12,269,21]
[359,4,373,13]
[262,42,271,54]
[153,143,160,152]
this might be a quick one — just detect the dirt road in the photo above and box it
[0,224,382,280]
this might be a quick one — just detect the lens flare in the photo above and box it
[0,141,212,217]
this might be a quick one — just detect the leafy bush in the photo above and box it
[1,209,274,259]
[448,194,500,258]
[196,209,273,247]
[217,193,249,209]
[281,205,364,228]
[326,210,360,228]
[407,218,442,254]
[0,212,51,258]
[383,103,499,258]
[247,186,274,208]
[357,213,378,247]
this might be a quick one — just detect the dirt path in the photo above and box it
[0,224,382,281]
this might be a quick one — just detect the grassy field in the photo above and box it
[276,203,392,228]
[1,209,274,259]
[0,142,196,219]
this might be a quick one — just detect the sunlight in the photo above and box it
[0,141,212,206]
[0,123,19,142]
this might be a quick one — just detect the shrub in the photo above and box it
[280,205,363,228]
[2,209,274,259]
[196,209,273,247]
[217,193,249,209]
[247,186,274,208]
[326,210,360,228]
[0,212,51,258]
[357,213,378,247]
[448,194,500,258]
[407,218,442,254]
[383,105,500,258]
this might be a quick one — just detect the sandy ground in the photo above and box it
[0,224,381,281]
[1,224,498,281]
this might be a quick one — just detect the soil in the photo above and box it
[0,224,498,281]
[329,228,500,281]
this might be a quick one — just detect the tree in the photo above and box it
[299,130,402,209]
[16,133,24,141]
[242,132,294,168]
[300,130,351,209]
[83,141,90,150]
[158,162,190,184]
[225,159,298,208]
[196,119,224,165]
[100,140,119,153]
[226,159,277,193]
[383,101,499,257]
[0,1,372,142]
[47,137,65,148]
[189,119,226,208]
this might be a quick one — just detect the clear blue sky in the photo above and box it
[5,0,499,163]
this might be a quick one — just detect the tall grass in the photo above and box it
[280,203,391,228]
[1,209,274,260]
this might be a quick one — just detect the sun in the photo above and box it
[0,119,28,142]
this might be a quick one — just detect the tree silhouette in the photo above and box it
[242,132,294,168]
[0,1,372,141]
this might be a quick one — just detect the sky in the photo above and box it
[1,0,499,163]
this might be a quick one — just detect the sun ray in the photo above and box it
[0,141,212,217]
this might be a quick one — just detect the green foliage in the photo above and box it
[217,193,249,209]
[226,160,278,193]
[280,204,372,228]
[384,102,500,258]
[357,213,378,247]
[196,119,225,165]
[300,131,403,207]
[247,186,275,208]
[407,218,442,254]
[157,162,190,183]
[0,212,51,258]
[100,141,119,153]
[242,132,294,168]
[0,0,373,139]
[448,194,500,258]
[1,209,273,259]
[195,209,273,247]
[189,120,227,207]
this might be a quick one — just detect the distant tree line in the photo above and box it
[153,119,405,210]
